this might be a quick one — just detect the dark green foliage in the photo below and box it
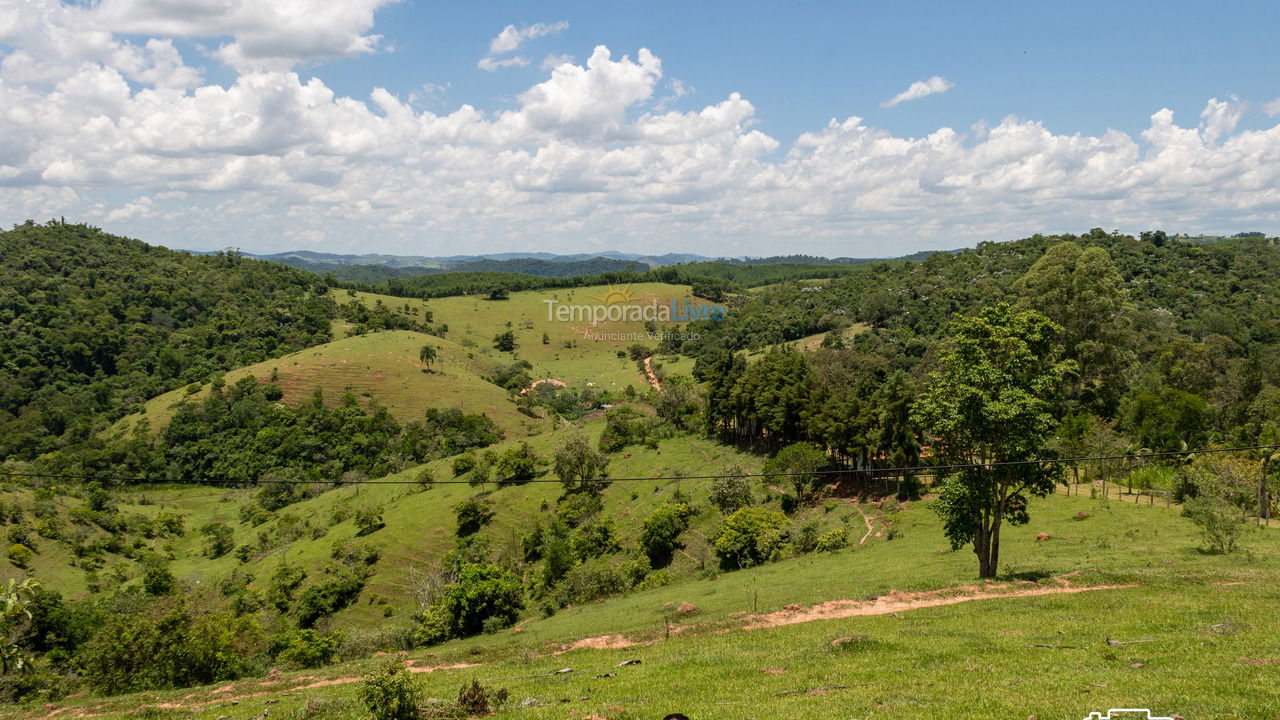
[493,442,538,484]
[199,523,234,559]
[713,507,789,569]
[0,222,333,460]
[453,497,494,536]
[639,502,692,568]
[158,382,500,489]
[79,596,265,695]
[294,566,370,628]
[492,330,516,352]
[267,564,307,612]
[913,304,1071,578]
[141,563,175,596]
[454,679,510,716]
[598,406,652,452]
[764,442,828,501]
[414,563,523,645]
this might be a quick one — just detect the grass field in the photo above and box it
[107,330,541,439]
[8,487,1277,719]
[338,283,703,392]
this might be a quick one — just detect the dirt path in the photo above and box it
[852,502,875,545]
[643,356,662,392]
[553,580,1136,655]
[741,583,1135,630]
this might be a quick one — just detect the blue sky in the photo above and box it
[315,1,1280,143]
[2,0,1279,256]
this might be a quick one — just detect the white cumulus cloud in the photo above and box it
[479,21,568,71]
[881,75,954,108]
[2,4,1280,256]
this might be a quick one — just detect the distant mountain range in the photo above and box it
[181,247,961,283]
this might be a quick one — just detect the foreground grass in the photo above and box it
[9,491,1277,719]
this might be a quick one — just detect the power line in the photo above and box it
[2,444,1276,487]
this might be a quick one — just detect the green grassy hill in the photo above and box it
[337,282,700,392]
[108,330,539,440]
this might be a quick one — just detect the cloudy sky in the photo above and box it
[3,0,1280,257]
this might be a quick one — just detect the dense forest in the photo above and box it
[681,229,1280,465]
[0,222,335,461]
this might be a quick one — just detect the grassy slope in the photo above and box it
[108,330,540,439]
[9,491,1278,719]
[0,428,769,615]
[339,282,700,392]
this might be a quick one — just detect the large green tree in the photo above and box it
[1015,241,1134,415]
[912,304,1073,578]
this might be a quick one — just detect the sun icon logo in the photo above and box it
[591,283,637,305]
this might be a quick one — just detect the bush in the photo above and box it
[639,502,692,568]
[276,629,340,669]
[451,453,476,477]
[294,567,370,628]
[354,506,385,536]
[709,468,754,515]
[453,497,494,537]
[792,520,822,554]
[814,528,848,552]
[358,659,423,720]
[80,597,266,695]
[414,563,523,646]
[763,442,827,501]
[569,519,621,561]
[455,679,509,716]
[199,523,234,559]
[1185,496,1244,554]
[553,559,632,606]
[555,492,602,527]
[142,563,175,595]
[714,507,789,569]
[6,544,33,568]
[493,443,538,484]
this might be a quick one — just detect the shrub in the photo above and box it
[453,497,494,537]
[709,468,753,515]
[276,629,340,669]
[640,502,692,568]
[294,567,370,628]
[414,563,523,646]
[555,492,602,527]
[267,564,307,612]
[1185,496,1244,554]
[6,544,33,568]
[358,659,422,720]
[569,519,621,561]
[451,453,476,477]
[763,442,827,501]
[793,520,822,554]
[199,523,234,559]
[814,528,848,552]
[714,507,789,569]
[553,559,632,606]
[354,505,385,536]
[80,597,266,695]
[493,443,538,484]
[142,563,175,595]
[455,679,509,716]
